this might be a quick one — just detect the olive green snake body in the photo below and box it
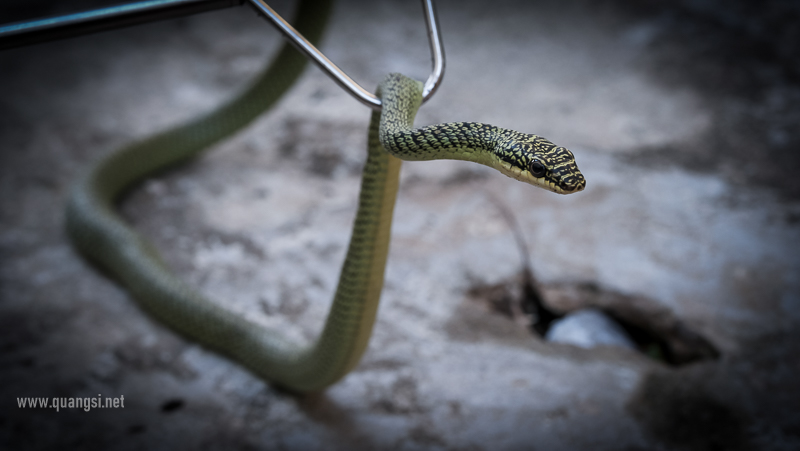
[66,0,584,393]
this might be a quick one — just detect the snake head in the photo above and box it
[494,134,586,194]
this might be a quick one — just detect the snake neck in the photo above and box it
[376,73,498,166]
[375,74,537,167]
[389,120,515,168]
[377,73,586,194]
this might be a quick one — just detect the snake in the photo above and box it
[65,0,585,393]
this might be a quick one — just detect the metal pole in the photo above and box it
[247,0,445,109]
[0,0,244,50]
[0,0,446,109]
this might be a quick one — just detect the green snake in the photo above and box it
[66,0,585,393]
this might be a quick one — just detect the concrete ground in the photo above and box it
[1,0,799,449]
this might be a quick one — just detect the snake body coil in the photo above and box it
[66,1,584,393]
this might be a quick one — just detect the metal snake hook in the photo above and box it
[0,0,444,109]
[248,0,445,110]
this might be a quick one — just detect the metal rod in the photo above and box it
[247,0,445,110]
[420,0,445,101]
[0,0,446,109]
[0,0,244,50]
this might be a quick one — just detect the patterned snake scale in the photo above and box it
[378,73,585,194]
[65,0,585,393]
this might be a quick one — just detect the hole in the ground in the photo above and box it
[544,281,720,365]
[470,195,718,365]
[467,273,719,366]
[607,312,671,362]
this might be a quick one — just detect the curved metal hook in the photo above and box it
[0,0,445,110]
[248,0,445,110]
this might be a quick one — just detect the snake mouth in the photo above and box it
[557,174,586,194]
[497,160,585,195]
[548,162,586,194]
[547,179,585,194]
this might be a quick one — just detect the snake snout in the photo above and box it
[549,149,586,193]
[560,172,586,193]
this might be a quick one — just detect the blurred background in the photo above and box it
[1,0,799,449]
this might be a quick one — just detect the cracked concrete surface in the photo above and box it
[1,0,799,450]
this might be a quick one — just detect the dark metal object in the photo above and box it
[0,0,244,50]
[0,0,446,108]
[249,0,444,109]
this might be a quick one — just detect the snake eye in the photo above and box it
[528,159,546,177]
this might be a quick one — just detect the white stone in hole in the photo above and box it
[545,308,637,350]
